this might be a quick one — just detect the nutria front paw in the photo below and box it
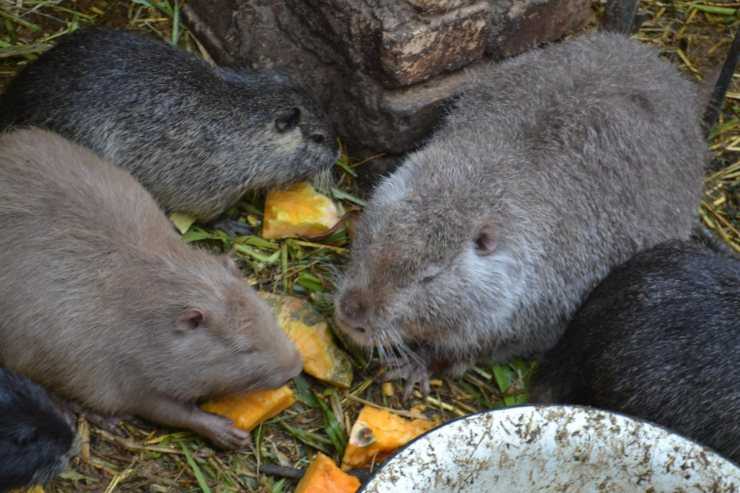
[200,413,251,450]
[385,360,431,401]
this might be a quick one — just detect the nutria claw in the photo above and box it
[385,361,431,401]
[199,413,252,450]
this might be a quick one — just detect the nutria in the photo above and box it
[530,240,740,464]
[0,28,338,222]
[334,32,707,395]
[0,128,302,449]
[0,368,77,492]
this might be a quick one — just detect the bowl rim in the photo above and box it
[358,403,740,492]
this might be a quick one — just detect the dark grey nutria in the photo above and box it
[530,240,740,464]
[0,128,302,450]
[0,368,77,492]
[334,32,707,396]
[0,28,338,222]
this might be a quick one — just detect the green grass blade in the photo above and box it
[315,390,347,457]
[180,443,213,493]
[492,364,514,393]
[281,423,333,455]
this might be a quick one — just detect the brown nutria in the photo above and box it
[0,128,302,449]
[0,28,338,222]
[334,32,707,397]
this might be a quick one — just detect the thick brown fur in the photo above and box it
[0,128,302,449]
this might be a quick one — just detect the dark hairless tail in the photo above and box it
[704,29,740,136]
[604,0,640,33]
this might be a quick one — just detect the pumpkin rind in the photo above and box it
[341,406,436,469]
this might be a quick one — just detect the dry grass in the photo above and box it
[0,1,737,492]
[631,0,739,250]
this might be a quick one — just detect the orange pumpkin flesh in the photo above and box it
[262,182,340,240]
[201,385,295,432]
[259,292,353,388]
[295,452,361,493]
[341,406,436,469]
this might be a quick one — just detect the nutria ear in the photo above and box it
[177,308,205,332]
[474,224,497,256]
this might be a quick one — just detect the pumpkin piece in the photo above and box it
[201,385,295,432]
[381,382,394,397]
[295,452,361,493]
[341,406,437,470]
[259,292,353,388]
[262,182,340,240]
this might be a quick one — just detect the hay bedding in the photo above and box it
[0,1,737,491]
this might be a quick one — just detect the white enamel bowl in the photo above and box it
[360,405,740,493]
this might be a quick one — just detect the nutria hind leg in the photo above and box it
[64,400,130,434]
[133,395,251,450]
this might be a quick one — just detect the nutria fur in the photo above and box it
[0,128,302,449]
[0,28,338,221]
[0,368,77,492]
[530,240,740,464]
[334,32,706,394]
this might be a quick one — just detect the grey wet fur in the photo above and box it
[334,32,707,392]
[0,128,303,450]
[0,368,77,492]
[530,240,740,464]
[0,28,338,222]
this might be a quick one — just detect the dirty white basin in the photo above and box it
[361,405,740,493]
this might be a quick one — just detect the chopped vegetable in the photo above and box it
[169,212,196,234]
[381,382,394,397]
[295,452,361,493]
[201,386,295,432]
[262,182,340,239]
[260,293,353,388]
[341,406,436,469]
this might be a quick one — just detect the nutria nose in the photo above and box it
[338,289,369,333]
[310,132,326,145]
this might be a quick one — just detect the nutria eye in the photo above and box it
[275,107,301,132]
[420,267,441,284]
[311,133,326,144]
[474,229,496,256]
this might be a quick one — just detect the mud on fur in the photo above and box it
[0,28,339,222]
[334,32,707,396]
